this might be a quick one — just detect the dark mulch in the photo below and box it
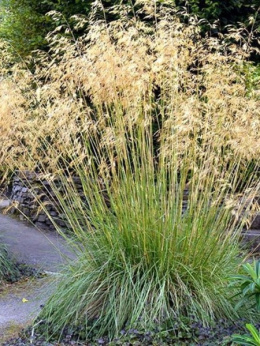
[3,318,258,346]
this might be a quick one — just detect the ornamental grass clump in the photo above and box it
[0,0,260,341]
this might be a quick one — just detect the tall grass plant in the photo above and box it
[0,1,259,340]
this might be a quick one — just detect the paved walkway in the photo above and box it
[0,213,74,272]
[0,200,75,342]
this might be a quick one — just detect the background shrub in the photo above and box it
[0,0,259,58]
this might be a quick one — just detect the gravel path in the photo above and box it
[0,200,75,343]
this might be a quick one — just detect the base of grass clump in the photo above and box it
[37,245,252,343]
[15,315,258,345]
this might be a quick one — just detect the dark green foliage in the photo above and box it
[175,0,260,63]
[0,0,128,57]
[1,0,260,58]
[0,0,51,57]
[0,0,93,57]
[175,0,260,28]
[43,0,92,18]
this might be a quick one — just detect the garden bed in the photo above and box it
[3,319,260,345]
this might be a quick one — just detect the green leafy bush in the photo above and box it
[0,0,90,57]
[0,0,49,57]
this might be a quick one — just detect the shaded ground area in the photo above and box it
[0,199,75,343]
